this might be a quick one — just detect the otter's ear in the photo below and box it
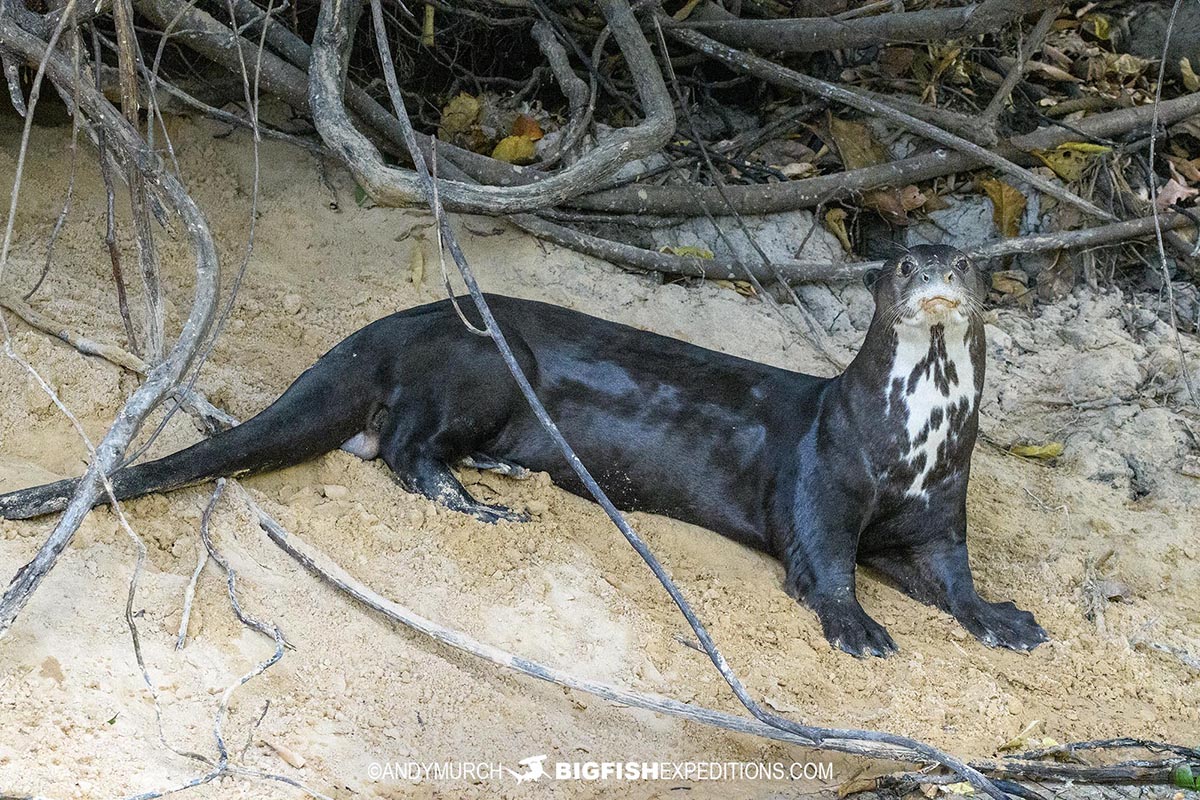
[862,268,881,291]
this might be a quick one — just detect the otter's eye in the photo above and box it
[897,258,917,278]
[953,257,970,273]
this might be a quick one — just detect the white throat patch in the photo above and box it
[888,320,976,497]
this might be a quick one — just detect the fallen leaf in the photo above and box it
[1082,13,1111,40]
[864,185,927,225]
[824,208,853,252]
[1009,442,1064,459]
[439,92,480,138]
[659,245,714,259]
[1104,52,1151,79]
[409,244,425,286]
[673,0,703,20]
[940,782,975,795]
[779,161,817,179]
[1027,60,1082,83]
[1033,142,1110,182]
[980,178,1026,238]
[999,719,1045,752]
[990,269,1032,309]
[1182,58,1200,92]
[1167,154,1200,183]
[491,135,537,164]
[878,47,915,79]
[1157,177,1199,209]
[828,115,888,171]
[512,114,543,141]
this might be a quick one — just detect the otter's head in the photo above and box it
[862,245,983,330]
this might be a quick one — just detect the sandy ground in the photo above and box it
[1,109,1198,800]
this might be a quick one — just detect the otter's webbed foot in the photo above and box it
[809,592,898,658]
[952,598,1048,651]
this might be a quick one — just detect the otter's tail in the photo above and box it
[0,347,378,520]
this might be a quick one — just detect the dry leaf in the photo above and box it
[1082,13,1111,40]
[673,0,703,20]
[863,185,927,225]
[779,161,817,179]
[878,47,915,79]
[659,245,714,259]
[512,114,544,141]
[1033,142,1110,182]
[439,92,480,137]
[1182,58,1200,92]
[1010,442,1064,459]
[828,116,888,171]
[491,135,537,164]
[1027,60,1081,82]
[980,178,1026,238]
[1157,177,1199,209]
[991,269,1032,309]
[1167,154,1200,183]
[999,719,1045,752]
[824,208,853,252]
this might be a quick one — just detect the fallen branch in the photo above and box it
[0,12,220,637]
[674,0,1061,54]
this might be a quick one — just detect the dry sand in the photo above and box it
[1,110,1197,799]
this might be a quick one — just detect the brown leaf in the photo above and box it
[980,178,1026,238]
[864,185,926,225]
[827,115,888,171]
[512,114,544,141]
[991,269,1032,309]
[1027,60,1082,83]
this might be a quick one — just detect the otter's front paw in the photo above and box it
[955,599,1048,651]
[812,599,898,658]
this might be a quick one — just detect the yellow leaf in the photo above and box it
[439,92,480,137]
[659,245,714,259]
[828,116,888,171]
[941,782,975,795]
[1010,442,1064,459]
[1033,142,1110,182]
[999,720,1045,752]
[673,0,703,20]
[980,178,1026,238]
[824,208,853,253]
[1083,13,1110,40]
[421,4,435,48]
[491,135,537,165]
[1182,58,1200,92]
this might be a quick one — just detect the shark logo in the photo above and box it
[504,754,549,783]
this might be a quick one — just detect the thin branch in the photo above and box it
[0,13,221,637]
[675,0,1061,54]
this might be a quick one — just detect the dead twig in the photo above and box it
[0,13,221,638]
